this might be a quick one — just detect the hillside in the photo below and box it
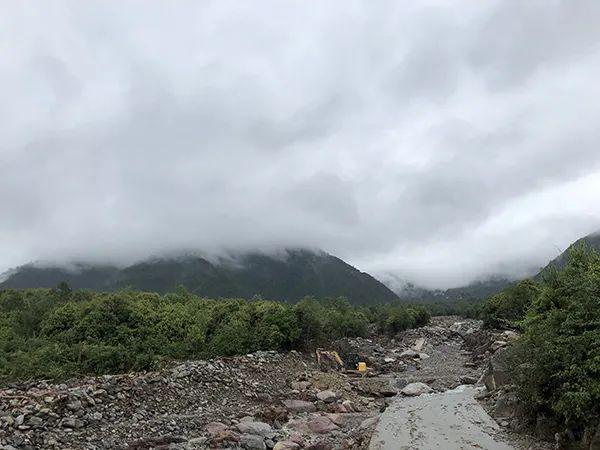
[0,249,399,304]
[536,230,600,278]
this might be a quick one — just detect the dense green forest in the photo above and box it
[481,245,600,440]
[0,287,428,381]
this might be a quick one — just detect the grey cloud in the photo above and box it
[1,1,600,288]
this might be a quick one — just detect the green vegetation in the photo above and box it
[481,245,600,438]
[480,279,541,329]
[0,288,428,381]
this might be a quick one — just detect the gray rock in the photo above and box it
[412,337,426,351]
[66,400,82,411]
[400,382,433,396]
[282,399,316,413]
[483,350,512,391]
[359,416,379,430]
[61,417,85,428]
[239,433,266,450]
[27,416,43,427]
[399,349,420,358]
[494,391,518,418]
[316,390,337,403]
[236,421,273,437]
[460,376,478,385]
[206,421,228,435]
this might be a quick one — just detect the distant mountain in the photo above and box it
[380,273,513,302]
[0,249,399,304]
[536,230,600,278]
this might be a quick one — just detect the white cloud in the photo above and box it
[1,0,600,288]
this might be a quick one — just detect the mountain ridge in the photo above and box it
[0,249,399,305]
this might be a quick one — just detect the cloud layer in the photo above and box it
[2,1,600,288]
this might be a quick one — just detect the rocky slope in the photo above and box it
[0,249,398,304]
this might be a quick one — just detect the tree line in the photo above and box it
[0,287,429,381]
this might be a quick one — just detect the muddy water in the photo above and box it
[369,385,515,450]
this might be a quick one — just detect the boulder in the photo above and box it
[236,421,273,437]
[316,390,337,403]
[399,349,420,358]
[460,376,477,385]
[483,350,512,391]
[400,382,432,396]
[412,337,426,351]
[206,422,228,436]
[306,416,339,434]
[239,433,267,450]
[283,399,316,413]
[494,391,519,418]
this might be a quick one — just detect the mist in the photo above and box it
[2,1,600,289]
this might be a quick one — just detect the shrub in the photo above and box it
[0,288,428,381]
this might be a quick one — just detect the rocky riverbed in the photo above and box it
[0,317,552,449]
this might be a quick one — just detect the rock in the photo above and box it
[60,417,84,428]
[401,382,433,396]
[341,400,356,412]
[289,432,304,445]
[359,416,379,430]
[188,437,208,447]
[413,337,426,351]
[27,416,43,427]
[399,349,420,358]
[239,433,267,450]
[236,421,273,437]
[66,400,82,411]
[290,381,311,391]
[500,330,519,341]
[460,376,478,385]
[282,399,316,413]
[327,413,347,426]
[206,421,229,435]
[273,441,300,450]
[316,390,337,403]
[483,350,512,391]
[306,416,339,434]
[494,391,519,418]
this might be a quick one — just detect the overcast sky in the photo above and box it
[2,1,600,289]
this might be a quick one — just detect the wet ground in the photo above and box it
[370,385,514,450]
[368,317,551,450]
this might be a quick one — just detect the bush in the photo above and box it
[478,245,600,439]
[0,288,428,381]
[481,279,540,329]
[509,246,600,433]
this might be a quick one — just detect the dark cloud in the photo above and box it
[1,1,600,289]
